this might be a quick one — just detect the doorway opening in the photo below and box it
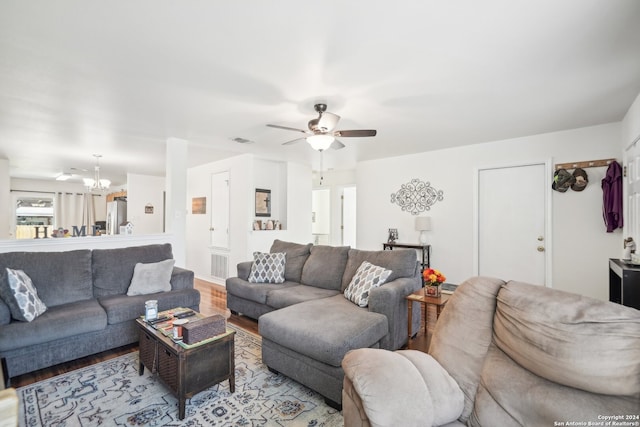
[312,186,356,247]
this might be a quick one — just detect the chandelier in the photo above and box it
[83,154,111,192]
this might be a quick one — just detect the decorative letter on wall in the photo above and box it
[390,178,444,215]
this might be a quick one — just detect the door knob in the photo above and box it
[209,227,215,231]
[537,246,545,252]
[537,236,544,241]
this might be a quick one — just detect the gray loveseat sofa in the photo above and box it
[341,276,640,426]
[226,239,422,407]
[0,243,200,384]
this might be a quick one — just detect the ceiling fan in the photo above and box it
[267,103,377,151]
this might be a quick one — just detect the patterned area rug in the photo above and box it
[17,325,343,426]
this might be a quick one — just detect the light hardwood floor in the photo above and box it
[10,279,428,388]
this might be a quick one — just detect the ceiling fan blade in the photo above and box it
[331,139,346,150]
[267,124,309,134]
[282,137,305,146]
[334,129,377,137]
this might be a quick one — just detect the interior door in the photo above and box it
[626,141,640,245]
[210,171,229,250]
[476,162,550,285]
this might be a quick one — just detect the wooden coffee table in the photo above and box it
[136,311,235,420]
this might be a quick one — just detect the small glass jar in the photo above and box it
[145,300,158,321]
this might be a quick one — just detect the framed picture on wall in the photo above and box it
[191,197,206,214]
[255,188,271,217]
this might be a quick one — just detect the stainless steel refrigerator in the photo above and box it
[106,200,127,235]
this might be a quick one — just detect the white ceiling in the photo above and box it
[1,0,640,186]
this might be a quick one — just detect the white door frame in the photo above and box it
[473,159,554,287]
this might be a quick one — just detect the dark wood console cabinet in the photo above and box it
[608,258,640,310]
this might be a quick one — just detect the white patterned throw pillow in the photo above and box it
[248,252,286,284]
[2,268,47,322]
[344,261,392,307]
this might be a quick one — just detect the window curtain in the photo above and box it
[54,192,96,233]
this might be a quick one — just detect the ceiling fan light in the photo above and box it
[99,179,111,189]
[83,178,96,187]
[307,134,335,151]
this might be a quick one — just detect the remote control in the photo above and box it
[147,315,170,324]
[174,310,194,319]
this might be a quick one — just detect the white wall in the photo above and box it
[186,154,252,283]
[284,162,313,244]
[127,173,165,235]
[357,122,623,301]
[253,159,287,226]
[622,91,640,149]
[0,159,10,239]
[248,162,313,253]
[186,155,312,284]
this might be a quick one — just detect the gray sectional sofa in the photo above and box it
[226,239,422,407]
[0,243,200,384]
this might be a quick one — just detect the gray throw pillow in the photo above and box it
[1,268,47,322]
[270,240,312,282]
[126,259,175,296]
[344,261,392,307]
[248,252,286,284]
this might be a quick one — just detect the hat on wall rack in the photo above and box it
[571,168,589,191]
[552,169,575,193]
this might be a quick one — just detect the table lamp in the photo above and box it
[415,216,431,244]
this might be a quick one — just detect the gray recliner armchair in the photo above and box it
[342,277,640,426]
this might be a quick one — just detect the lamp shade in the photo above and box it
[415,216,431,231]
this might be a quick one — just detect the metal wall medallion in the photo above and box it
[390,178,444,215]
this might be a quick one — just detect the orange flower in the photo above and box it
[423,268,446,285]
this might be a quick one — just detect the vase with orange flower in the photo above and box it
[423,268,446,297]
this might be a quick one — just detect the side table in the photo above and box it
[406,290,450,341]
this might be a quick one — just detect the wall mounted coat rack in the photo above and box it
[554,158,617,170]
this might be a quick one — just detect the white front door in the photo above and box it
[475,162,551,285]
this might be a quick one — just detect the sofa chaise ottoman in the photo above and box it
[0,243,200,384]
[226,240,422,407]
